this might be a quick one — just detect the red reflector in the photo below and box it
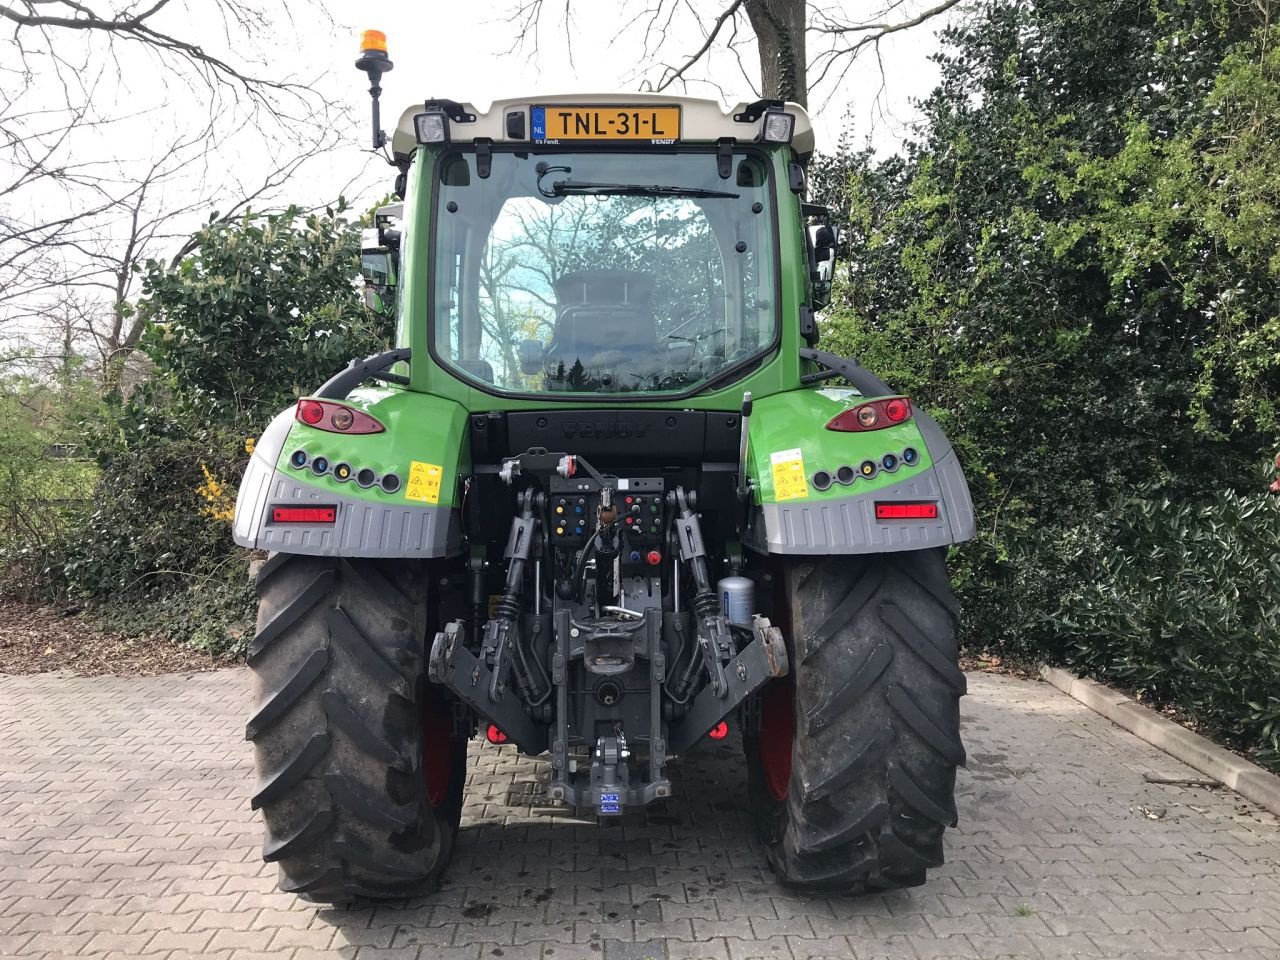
[875,502,938,520]
[708,721,729,740]
[486,724,508,745]
[271,506,337,523]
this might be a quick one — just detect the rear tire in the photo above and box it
[245,554,466,903]
[746,549,965,891]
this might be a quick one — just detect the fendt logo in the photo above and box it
[561,420,649,440]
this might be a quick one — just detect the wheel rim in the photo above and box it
[421,696,454,808]
[758,679,794,802]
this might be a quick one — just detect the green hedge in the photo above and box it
[958,493,1280,770]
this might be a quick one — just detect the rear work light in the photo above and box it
[271,505,337,524]
[295,399,384,434]
[827,397,913,432]
[875,502,938,520]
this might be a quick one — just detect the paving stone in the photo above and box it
[1,668,1278,960]
[603,938,667,960]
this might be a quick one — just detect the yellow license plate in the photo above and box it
[532,105,681,142]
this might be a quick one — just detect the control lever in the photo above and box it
[736,391,752,501]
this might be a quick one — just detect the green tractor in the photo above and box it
[233,30,975,902]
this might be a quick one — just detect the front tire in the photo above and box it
[245,554,466,902]
[746,549,965,891]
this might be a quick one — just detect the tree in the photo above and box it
[138,202,391,425]
[809,0,1276,645]
[38,202,391,644]
[510,0,961,106]
[0,0,359,383]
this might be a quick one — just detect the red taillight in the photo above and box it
[298,400,324,424]
[875,502,938,520]
[295,399,384,434]
[486,724,508,745]
[708,721,729,740]
[827,397,913,432]
[271,505,337,523]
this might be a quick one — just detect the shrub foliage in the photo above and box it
[813,0,1280,766]
[41,203,390,652]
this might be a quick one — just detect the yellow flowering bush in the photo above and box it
[196,463,236,523]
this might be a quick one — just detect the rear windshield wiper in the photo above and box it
[546,180,740,199]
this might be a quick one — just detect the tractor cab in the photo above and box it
[381,93,827,404]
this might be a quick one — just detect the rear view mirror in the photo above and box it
[518,339,546,375]
[807,223,838,309]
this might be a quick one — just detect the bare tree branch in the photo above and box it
[655,0,747,93]
[506,0,960,112]
[808,0,963,93]
[0,0,361,385]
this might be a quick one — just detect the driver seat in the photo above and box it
[547,270,659,368]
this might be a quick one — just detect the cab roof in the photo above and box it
[391,93,814,159]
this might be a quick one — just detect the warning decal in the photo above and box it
[405,461,444,504]
[769,448,810,501]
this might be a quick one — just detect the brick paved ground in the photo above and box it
[1,668,1278,960]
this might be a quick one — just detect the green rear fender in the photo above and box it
[742,387,975,555]
[232,387,469,557]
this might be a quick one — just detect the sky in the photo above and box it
[286,0,951,211]
[4,0,952,352]
[340,3,947,162]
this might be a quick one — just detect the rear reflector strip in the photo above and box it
[875,502,938,520]
[271,506,337,523]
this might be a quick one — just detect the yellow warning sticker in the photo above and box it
[770,448,810,501]
[405,460,444,504]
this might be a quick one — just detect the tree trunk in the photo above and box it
[745,0,808,107]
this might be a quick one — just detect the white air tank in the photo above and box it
[718,575,756,626]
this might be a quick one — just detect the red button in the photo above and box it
[646,550,662,566]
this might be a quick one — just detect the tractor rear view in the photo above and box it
[231,31,975,902]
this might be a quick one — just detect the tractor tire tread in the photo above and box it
[245,647,329,742]
[247,567,335,664]
[263,804,334,863]
[247,554,463,903]
[325,772,419,832]
[251,731,329,810]
[798,728,888,804]
[886,683,966,766]
[882,603,966,694]
[801,563,884,664]
[322,689,412,771]
[255,550,298,590]
[749,549,964,894]
[326,606,413,700]
[805,641,891,734]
